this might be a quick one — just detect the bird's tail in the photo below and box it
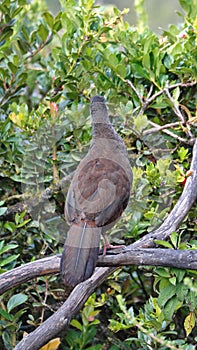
[60,223,101,287]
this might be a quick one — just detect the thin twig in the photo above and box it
[164,87,194,139]
[126,79,143,103]
[143,121,180,136]
[26,34,53,60]
[145,120,193,145]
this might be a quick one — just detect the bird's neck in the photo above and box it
[91,101,121,141]
[92,122,121,141]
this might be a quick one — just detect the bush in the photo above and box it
[0,0,196,348]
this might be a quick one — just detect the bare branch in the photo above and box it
[0,255,61,295]
[143,121,180,136]
[1,248,197,296]
[144,120,193,145]
[13,249,197,349]
[98,248,197,270]
[126,79,143,104]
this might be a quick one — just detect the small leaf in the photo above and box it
[4,222,16,233]
[70,319,83,331]
[43,12,54,28]
[0,243,18,255]
[169,276,176,286]
[7,293,27,313]
[184,312,195,336]
[154,240,173,249]
[172,86,180,101]
[116,64,126,78]
[132,63,149,79]
[38,23,49,42]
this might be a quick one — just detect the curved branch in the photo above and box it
[0,255,61,295]
[1,248,197,296]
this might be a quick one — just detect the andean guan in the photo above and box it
[60,96,132,287]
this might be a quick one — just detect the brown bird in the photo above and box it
[60,96,132,287]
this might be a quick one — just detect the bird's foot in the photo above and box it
[102,235,125,255]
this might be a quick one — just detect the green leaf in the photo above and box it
[134,114,148,132]
[142,53,150,70]
[157,284,176,307]
[169,276,177,285]
[177,147,188,162]
[7,293,28,313]
[37,23,49,41]
[155,268,171,278]
[0,243,18,255]
[2,331,12,350]
[4,222,16,233]
[154,240,173,249]
[172,86,180,101]
[0,308,13,321]
[70,319,83,331]
[0,254,19,267]
[132,63,149,79]
[116,64,126,78]
[163,296,182,321]
[43,12,54,28]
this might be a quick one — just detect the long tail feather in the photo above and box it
[60,223,101,287]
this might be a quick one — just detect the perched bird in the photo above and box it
[60,96,132,287]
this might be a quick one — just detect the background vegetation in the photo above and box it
[0,0,197,349]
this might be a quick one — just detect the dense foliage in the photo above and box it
[0,0,197,348]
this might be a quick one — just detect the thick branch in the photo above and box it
[0,255,61,295]
[98,249,197,269]
[1,249,197,296]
